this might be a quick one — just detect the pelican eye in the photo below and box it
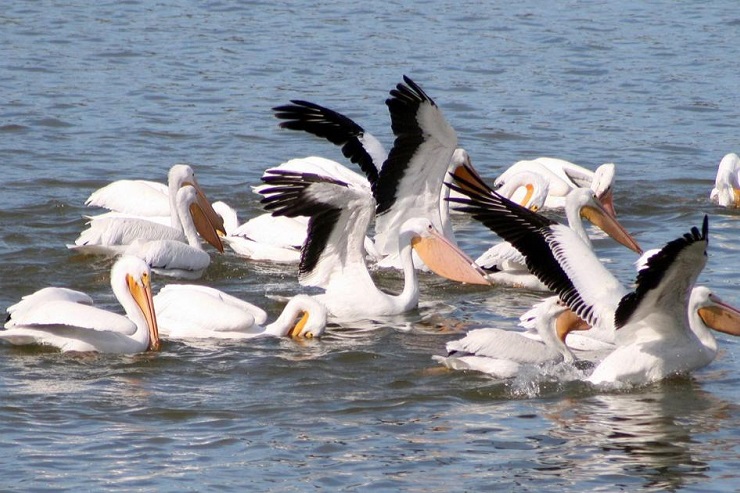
[305,332,314,339]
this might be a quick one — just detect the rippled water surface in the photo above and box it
[2,1,740,491]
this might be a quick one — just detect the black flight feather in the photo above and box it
[448,163,600,326]
[614,215,708,329]
[260,170,349,279]
[376,75,434,216]
[272,100,380,189]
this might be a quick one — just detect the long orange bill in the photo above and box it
[555,308,590,343]
[128,273,161,351]
[411,230,491,285]
[581,199,642,254]
[190,202,225,253]
[698,295,740,336]
[184,180,226,237]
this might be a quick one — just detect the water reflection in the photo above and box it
[543,382,732,490]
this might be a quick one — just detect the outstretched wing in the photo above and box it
[448,163,626,329]
[260,169,375,288]
[273,100,384,188]
[615,217,708,341]
[374,76,458,256]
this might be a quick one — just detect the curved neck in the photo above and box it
[688,305,718,358]
[168,181,181,229]
[174,196,203,249]
[112,277,150,348]
[537,312,575,363]
[264,299,304,337]
[395,231,420,311]
[564,201,592,248]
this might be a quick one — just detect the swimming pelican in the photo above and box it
[495,157,617,216]
[85,163,224,233]
[449,168,740,385]
[1,256,160,353]
[153,285,326,339]
[470,169,641,290]
[71,185,224,279]
[272,77,482,270]
[213,156,377,263]
[709,152,740,207]
[259,168,489,321]
[212,200,303,263]
[434,296,590,378]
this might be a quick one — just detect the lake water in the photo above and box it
[2,1,740,491]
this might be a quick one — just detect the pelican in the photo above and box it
[709,152,740,207]
[153,285,326,339]
[272,76,482,270]
[71,185,224,279]
[212,156,378,263]
[433,296,590,378]
[212,200,303,263]
[470,170,641,290]
[495,157,617,216]
[1,256,160,353]
[449,167,740,385]
[85,163,224,233]
[259,168,489,321]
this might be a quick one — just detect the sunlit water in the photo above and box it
[2,1,740,491]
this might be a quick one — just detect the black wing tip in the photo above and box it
[614,216,710,329]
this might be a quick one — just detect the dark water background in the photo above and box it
[1,1,739,491]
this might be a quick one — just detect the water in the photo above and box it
[2,1,740,490]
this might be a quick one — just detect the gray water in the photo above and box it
[2,1,740,491]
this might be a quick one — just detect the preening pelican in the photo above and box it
[450,168,740,385]
[272,77,482,270]
[434,297,589,378]
[495,157,617,216]
[85,163,224,233]
[259,169,489,321]
[72,185,224,279]
[1,256,160,353]
[709,152,740,207]
[153,285,326,339]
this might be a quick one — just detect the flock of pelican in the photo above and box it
[3,76,740,389]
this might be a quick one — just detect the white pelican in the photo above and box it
[495,157,617,216]
[259,168,489,321]
[449,169,740,385]
[709,152,740,207]
[468,169,641,290]
[211,200,303,263]
[71,185,224,279]
[153,285,326,339]
[1,256,160,353]
[272,77,482,270]
[85,163,224,233]
[433,296,589,378]
[212,156,378,263]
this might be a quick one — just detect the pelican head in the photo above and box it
[495,171,549,213]
[112,255,160,351]
[711,153,740,208]
[693,287,740,336]
[269,295,328,339]
[169,164,227,236]
[536,297,590,362]
[591,163,616,217]
[571,188,642,254]
[177,185,225,253]
[403,218,490,285]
